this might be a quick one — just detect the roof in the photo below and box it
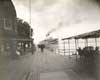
[0,0,16,19]
[62,29,100,40]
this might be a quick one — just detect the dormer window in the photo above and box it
[4,18,12,30]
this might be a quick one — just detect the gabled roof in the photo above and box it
[0,0,16,19]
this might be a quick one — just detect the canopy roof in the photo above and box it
[62,29,100,40]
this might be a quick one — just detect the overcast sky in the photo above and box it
[12,0,100,43]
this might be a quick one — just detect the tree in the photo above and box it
[16,18,33,38]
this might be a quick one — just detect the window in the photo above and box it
[4,19,12,30]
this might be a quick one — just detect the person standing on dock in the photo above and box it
[38,44,45,52]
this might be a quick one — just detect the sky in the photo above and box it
[12,0,100,44]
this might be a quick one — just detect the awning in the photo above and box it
[62,29,100,40]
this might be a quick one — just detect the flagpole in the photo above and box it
[29,0,32,37]
[29,0,31,25]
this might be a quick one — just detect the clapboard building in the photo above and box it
[0,0,34,56]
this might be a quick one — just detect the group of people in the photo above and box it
[37,44,45,52]
[77,46,99,57]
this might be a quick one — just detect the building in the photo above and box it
[0,0,34,56]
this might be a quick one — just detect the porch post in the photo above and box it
[75,39,78,61]
[95,38,97,47]
[63,40,66,56]
[68,39,71,58]
[85,39,88,47]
